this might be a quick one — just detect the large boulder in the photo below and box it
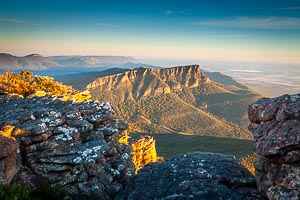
[0,95,135,199]
[249,94,300,199]
[0,132,22,184]
[116,152,260,199]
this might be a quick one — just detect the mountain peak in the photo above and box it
[163,64,203,75]
[0,53,13,56]
[24,53,43,58]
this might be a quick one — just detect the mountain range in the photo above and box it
[0,53,262,139]
[56,65,261,139]
[0,53,138,75]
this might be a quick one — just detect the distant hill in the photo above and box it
[0,53,135,74]
[49,55,135,68]
[0,53,60,70]
[203,70,248,90]
[60,65,261,139]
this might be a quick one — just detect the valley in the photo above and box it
[131,132,254,159]
[56,65,261,140]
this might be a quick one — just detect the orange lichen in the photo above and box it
[0,125,15,140]
[60,90,92,103]
[239,152,256,175]
[119,131,129,145]
[130,135,157,173]
[119,132,158,173]
[12,128,26,137]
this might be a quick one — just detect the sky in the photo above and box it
[0,0,300,64]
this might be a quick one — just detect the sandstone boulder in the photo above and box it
[249,94,300,199]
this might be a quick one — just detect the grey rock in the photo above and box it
[249,93,300,200]
[116,152,261,200]
[0,96,135,199]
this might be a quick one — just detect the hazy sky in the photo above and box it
[0,0,300,64]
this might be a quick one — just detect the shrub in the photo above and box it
[0,184,67,200]
[0,184,31,200]
[0,70,73,96]
[31,185,67,200]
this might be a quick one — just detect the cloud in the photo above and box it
[192,17,300,30]
[0,17,27,24]
[0,17,40,27]
[165,10,174,15]
[96,23,118,28]
[208,34,249,38]
[279,6,300,10]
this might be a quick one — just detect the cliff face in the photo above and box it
[86,65,210,101]
[0,95,135,199]
[249,93,300,199]
[86,65,257,139]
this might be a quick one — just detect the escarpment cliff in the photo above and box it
[86,65,210,101]
[249,93,300,199]
[85,65,260,138]
[0,95,135,199]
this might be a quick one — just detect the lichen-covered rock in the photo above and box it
[0,95,135,199]
[116,152,261,200]
[249,93,300,200]
[129,135,157,173]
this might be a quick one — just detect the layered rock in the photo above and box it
[116,152,260,199]
[249,93,300,199]
[86,65,211,101]
[0,95,135,199]
[129,135,157,173]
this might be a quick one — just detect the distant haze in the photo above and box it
[0,0,300,64]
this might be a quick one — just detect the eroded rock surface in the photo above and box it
[116,152,260,200]
[0,95,135,199]
[249,93,300,200]
[129,135,157,173]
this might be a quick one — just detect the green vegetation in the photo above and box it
[0,184,67,200]
[130,132,254,159]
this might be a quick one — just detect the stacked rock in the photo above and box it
[0,95,135,199]
[248,94,300,199]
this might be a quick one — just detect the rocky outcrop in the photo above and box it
[249,93,300,199]
[0,95,135,199]
[0,127,22,184]
[116,152,260,199]
[129,135,157,173]
[86,65,211,101]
